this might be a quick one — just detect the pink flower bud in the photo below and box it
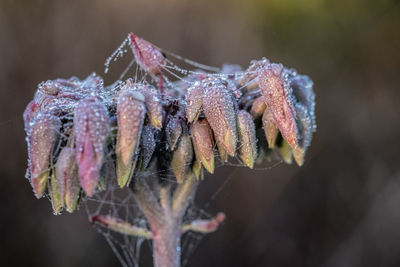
[237,110,258,169]
[23,100,39,132]
[116,90,146,187]
[28,112,61,198]
[74,97,110,196]
[131,81,164,129]
[202,78,237,157]
[191,119,215,174]
[129,33,166,76]
[186,81,204,123]
[259,63,298,149]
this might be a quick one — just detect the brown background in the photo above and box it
[1,0,400,266]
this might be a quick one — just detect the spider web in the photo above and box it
[83,35,283,267]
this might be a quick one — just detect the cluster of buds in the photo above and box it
[23,33,316,215]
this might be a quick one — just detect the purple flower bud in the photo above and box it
[116,90,146,187]
[166,117,182,151]
[259,63,298,149]
[139,125,156,169]
[191,119,215,174]
[292,103,314,166]
[74,97,110,196]
[129,33,166,76]
[202,78,237,157]
[28,112,61,198]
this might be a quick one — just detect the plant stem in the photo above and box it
[134,174,198,267]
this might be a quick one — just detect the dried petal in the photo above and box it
[171,134,193,183]
[250,96,267,118]
[259,63,298,148]
[290,75,316,131]
[186,81,204,123]
[28,112,60,198]
[74,97,110,196]
[191,119,215,174]
[139,125,156,169]
[56,147,80,213]
[262,108,279,149]
[202,78,237,156]
[166,117,182,151]
[237,110,257,169]
[116,90,146,187]
[129,33,166,76]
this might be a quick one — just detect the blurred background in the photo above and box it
[1,0,400,266]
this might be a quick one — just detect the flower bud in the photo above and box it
[259,63,298,148]
[56,147,80,213]
[166,117,182,151]
[239,58,270,90]
[237,110,258,169]
[186,81,204,123]
[139,125,156,170]
[278,139,292,164]
[192,159,203,180]
[191,119,215,174]
[116,90,146,188]
[132,82,163,129]
[202,78,237,157]
[129,33,166,76]
[74,97,110,196]
[262,108,279,149]
[292,103,314,166]
[250,96,267,118]
[28,112,60,198]
[171,134,193,183]
[23,100,39,132]
[216,142,228,162]
[49,170,63,215]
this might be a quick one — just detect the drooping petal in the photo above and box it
[74,97,110,196]
[116,90,146,187]
[237,110,258,169]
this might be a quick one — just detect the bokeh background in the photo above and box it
[1,0,400,266]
